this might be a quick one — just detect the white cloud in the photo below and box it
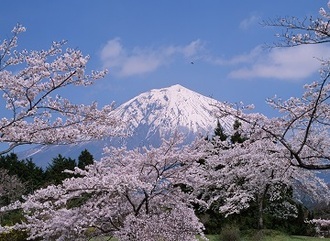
[100,37,329,82]
[228,45,330,81]
[206,46,263,66]
[240,14,259,30]
[100,37,123,60]
[100,38,204,77]
[181,40,205,57]
[100,38,129,74]
[120,54,162,77]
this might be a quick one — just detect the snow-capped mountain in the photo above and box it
[18,84,234,167]
[113,84,233,146]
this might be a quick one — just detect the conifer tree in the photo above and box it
[78,149,94,170]
[213,119,227,142]
[0,154,44,192]
[44,155,76,185]
[230,119,246,144]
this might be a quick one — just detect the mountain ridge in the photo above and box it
[18,84,234,167]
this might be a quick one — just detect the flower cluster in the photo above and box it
[0,135,207,240]
[0,24,119,155]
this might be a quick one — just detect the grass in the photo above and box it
[201,229,330,241]
[92,230,330,241]
[245,229,330,241]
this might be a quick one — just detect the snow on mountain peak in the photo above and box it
[114,84,233,138]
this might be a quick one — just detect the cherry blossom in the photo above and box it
[0,24,120,155]
[204,133,329,229]
[263,1,330,46]
[205,0,330,229]
[1,135,208,240]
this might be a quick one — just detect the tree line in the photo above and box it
[0,149,94,207]
[2,2,330,239]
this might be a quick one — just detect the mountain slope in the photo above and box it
[18,84,234,167]
[113,84,233,146]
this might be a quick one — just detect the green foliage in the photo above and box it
[311,201,330,220]
[0,210,24,226]
[230,119,247,144]
[0,230,28,241]
[196,207,223,235]
[44,154,76,185]
[205,201,311,235]
[0,150,94,189]
[78,149,94,169]
[0,210,27,241]
[0,153,44,192]
[66,193,93,209]
[214,119,227,142]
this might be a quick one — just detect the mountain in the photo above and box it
[17,84,234,168]
[113,84,234,146]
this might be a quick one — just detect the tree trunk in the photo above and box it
[258,197,264,230]
[258,183,271,230]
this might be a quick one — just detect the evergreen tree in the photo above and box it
[44,154,76,185]
[78,149,94,169]
[0,154,44,193]
[213,119,227,142]
[230,119,247,144]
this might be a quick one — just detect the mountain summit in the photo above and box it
[114,84,233,140]
[18,84,234,167]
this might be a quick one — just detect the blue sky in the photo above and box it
[1,1,329,116]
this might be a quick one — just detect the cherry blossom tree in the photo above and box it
[0,168,25,237]
[263,0,330,230]
[204,132,329,229]
[0,169,25,207]
[205,0,330,230]
[263,1,330,47]
[214,2,330,170]
[308,219,330,237]
[0,24,119,155]
[0,135,208,240]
